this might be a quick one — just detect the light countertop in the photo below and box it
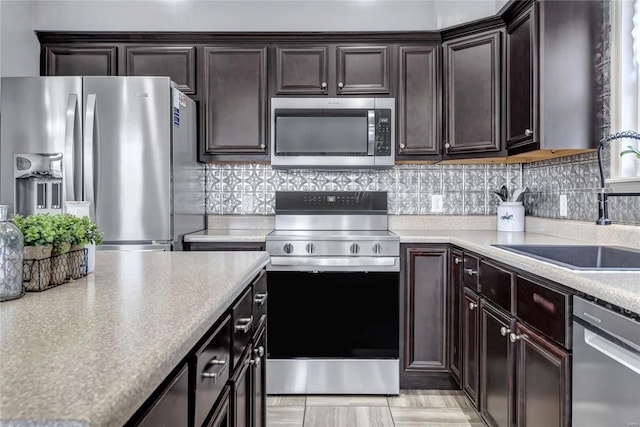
[0,251,270,427]
[183,226,640,314]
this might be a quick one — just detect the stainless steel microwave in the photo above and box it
[270,97,395,169]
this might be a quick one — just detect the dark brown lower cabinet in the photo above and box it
[515,323,570,427]
[400,245,450,388]
[448,249,463,386]
[252,326,267,427]
[462,288,480,407]
[480,301,516,427]
[231,349,252,427]
[136,364,189,427]
[208,386,231,427]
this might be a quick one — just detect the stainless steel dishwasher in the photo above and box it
[572,296,640,427]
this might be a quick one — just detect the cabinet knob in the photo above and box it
[255,345,265,357]
[509,332,528,343]
[444,142,451,149]
[524,128,533,137]
[321,82,327,89]
[464,268,477,276]
[454,257,462,264]
[468,302,478,310]
[500,326,511,336]
[260,143,266,149]
[247,355,261,367]
[399,143,406,150]
[338,82,344,89]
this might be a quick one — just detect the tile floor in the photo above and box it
[266,390,485,427]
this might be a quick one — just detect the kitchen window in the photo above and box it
[609,0,640,190]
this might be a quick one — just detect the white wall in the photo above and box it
[0,1,39,77]
[32,0,500,32]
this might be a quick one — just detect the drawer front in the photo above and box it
[463,254,480,291]
[252,270,267,330]
[195,315,231,427]
[232,287,254,372]
[516,276,570,347]
[479,260,514,313]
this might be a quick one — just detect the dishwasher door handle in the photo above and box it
[584,329,640,375]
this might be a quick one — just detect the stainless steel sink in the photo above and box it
[492,245,640,271]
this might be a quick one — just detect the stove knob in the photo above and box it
[283,243,294,254]
[306,243,315,254]
[350,243,360,254]
[372,243,382,254]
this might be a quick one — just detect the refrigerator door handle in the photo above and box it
[84,94,100,220]
[64,94,79,202]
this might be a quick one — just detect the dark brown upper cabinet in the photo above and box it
[43,45,117,76]
[443,30,502,159]
[273,46,329,95]
[336,45,390,95]
[124,46,196,94]
[396,44,440,160]
[505,4,536,152]
[273,44,390,96]
[201,45,268,161]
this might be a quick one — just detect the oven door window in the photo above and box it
[274,109,370,156]
[267,272,399,358]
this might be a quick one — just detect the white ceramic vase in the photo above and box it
[497,201,525,232]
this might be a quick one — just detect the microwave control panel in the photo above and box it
[375,110,392,156]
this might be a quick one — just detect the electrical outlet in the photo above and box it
[559,194,568,217]
[242,194,254,213]
[431,194,443,213]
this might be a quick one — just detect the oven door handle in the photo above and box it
[584,329,640,375]
[270,256,397,267]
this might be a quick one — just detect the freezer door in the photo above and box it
[0,77,82,214]
[83,77,172,243]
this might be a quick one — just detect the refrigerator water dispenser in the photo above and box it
[14,153,64,216]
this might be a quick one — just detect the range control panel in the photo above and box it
[275,191,387,213]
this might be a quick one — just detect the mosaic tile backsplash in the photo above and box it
[205,164,522,216]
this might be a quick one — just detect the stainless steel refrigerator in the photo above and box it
[0,76,205,251]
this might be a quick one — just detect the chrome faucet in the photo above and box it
[596,130,640,225]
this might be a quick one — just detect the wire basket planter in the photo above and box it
[23,248,88,292]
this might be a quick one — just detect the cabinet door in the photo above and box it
[202,46,267,160]
[448,249,463,385]
[515,323,570,427]
[480,301,516,427]
[137,364,189,427]
[443,30,502,157]
[396,44,440,159]
[506,5,537,152]
[401,246,448,388]
[124,46,196,94]
[336,45,390,94]
[252,326,267,427]
[274,46,329,95]
[231,351,252,427]
[462,288,480,407]
[207,386,231,427]
[43,46,117,76]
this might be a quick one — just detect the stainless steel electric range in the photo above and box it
[265,191,400,395]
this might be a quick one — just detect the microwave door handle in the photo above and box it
[367,110,375,155]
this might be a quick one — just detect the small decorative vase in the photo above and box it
[635,158,640,177]
[497,202,525,232]
[0,205,24,301]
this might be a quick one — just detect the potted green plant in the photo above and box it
[12,213,56,289]
[620,145,640,176]
[64,215,103,279]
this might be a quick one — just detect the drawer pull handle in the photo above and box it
[454,257,462,264]
[468,302,478,310]
[533,293,556,313]
[509,332,528,343]
[202,357,227,382]
[464,268,477,276]
[235,316,254,333]
[254,293,268,305]
[500,327,511,337]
